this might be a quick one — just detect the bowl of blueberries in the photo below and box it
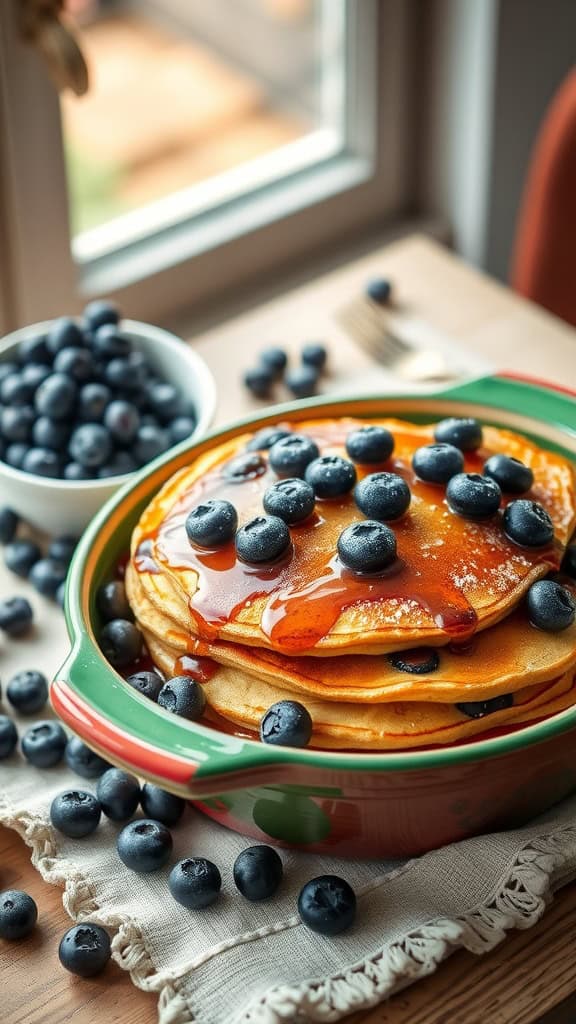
[0,301,216,535]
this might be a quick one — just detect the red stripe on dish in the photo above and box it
[499,372,576,398]
[51,679,195,786]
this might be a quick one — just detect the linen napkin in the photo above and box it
[2,568,576,1024]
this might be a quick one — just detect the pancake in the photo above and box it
[131,418,576,656]
[126,562,576,702]
[141,627,576,750]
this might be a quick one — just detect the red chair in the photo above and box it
[511,69,576,327]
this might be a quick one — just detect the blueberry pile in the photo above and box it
[0,503,76,604]
[243,343,328,401]
[0,302,196,480]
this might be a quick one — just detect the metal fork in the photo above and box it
[339,298,464,382]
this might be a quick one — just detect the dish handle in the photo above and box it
[51,669,306,798]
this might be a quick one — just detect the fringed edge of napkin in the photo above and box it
[242,826,576,1024]
[2,785,576,1024]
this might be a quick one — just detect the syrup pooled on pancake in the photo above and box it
[132,419,575,655]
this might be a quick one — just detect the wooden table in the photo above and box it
[3,235,576,1024]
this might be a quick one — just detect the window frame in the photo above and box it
[0,0,413,328]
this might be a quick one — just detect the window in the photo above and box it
[0,0,411,329]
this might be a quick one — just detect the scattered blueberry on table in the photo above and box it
[0,890,38,940]
[116,819,173,873]
[297,875,356,936]
[21,720,67,768]
[0,715,18,759]
[365,276,392,305]
[6,669,48,714]
[242,341,331,402]
[96,768,141,822]
[140,783,186,827]
[58,923,111,977]
[50,790,102,839]
[233,845,283,902]
[168,857,222,909]
[0,596,34,636]
[65,736,111,778]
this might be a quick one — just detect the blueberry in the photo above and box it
[32,416,70,451]
[246,426,292,451]
[301,343,327,371]
[102,400,140,444]
[29,557,68,597]
[98,451,138,478]
[0,596,34,635]
[47,317,85,354]
[298,875,356,936]
[96,768,141,822]
[0,506,19,544]
[236,515,291,564]
[22,448,62,478]
[117,819,173,872]
[446,473,501,519]
[4,539,41,577]
[345,425,394,465]
[284,365,318,398]
[388,649,440,674]
[233,845,283,901]
[562,545,576,579]
[5,443,29,468]
[18,333,51,365]
[48,535,78,565]
[263,478,315,524]
[354,472,411,521]
[365,277,392,304]
[58,923,111,977]
[92,323,130,359]
[105,357,136,391]
[169,416,196,444]
[140,784,185,827]
[65,736,111,778]
[147,382,182,424]
[260,347,288,377]
[1,372,34,406]
[78,382,112,422]
[526,579,576,631]
[21,720,67,768]
[168,858,221,909]
[97,580,134,622]
[53,347,95,383]
[56,581,67,608]
[134,424,170,464]
[7,670,48,714]
[304,455,357,498]
[1,405,35,442]
[0,361,18,383]
[64,462,95,480]
[433,417,483,451]
[337,520,397,573]
[35,373,77,420]
[69,424,112,469]
[269,434,320,478]
[21,362,51,390]
[157,675,206,720]
[99,619,142,668]
[125,670,163,701]
[503,499,554,547]
[0,716,18,758]
[222,452,267,482]
[259,700,312,747]
[50,790,101,838]
[0,890,38,940]
[185,500,238,547]
[412,443,464,484]
[483,454,534,494]
[244,365,274,399]
[84,299,120,332]
[456,694,514,718]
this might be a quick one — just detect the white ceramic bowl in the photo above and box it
[0,319,216,535]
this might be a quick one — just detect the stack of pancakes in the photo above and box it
[126,417,576,750]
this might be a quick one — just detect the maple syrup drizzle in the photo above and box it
[140,422,560,654]
[173,653,218,683]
